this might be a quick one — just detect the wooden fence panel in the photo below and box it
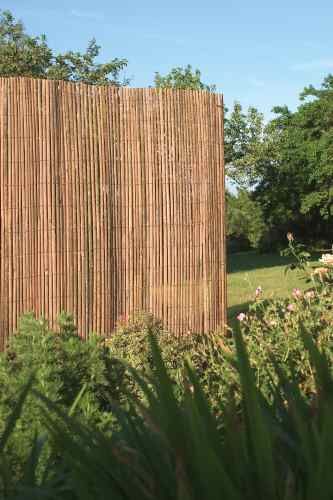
[0,77,226,347]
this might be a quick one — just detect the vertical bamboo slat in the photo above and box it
[0,78,226,348]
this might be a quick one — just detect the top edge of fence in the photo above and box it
[0,76,223,98]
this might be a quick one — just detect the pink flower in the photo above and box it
[305,290,315,300]
[292,288,303,299]
[237,312,247,322]
[287,304,295,312]
[255,286,263,297]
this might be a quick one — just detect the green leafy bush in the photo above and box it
[227,189,267,250]
[237,288,333,397]
[3,327,333,499]
[236,242,333,399]
[0,310,231,482]
[107,311,216,403]
[0,312,119,480]
[107,311,242,415]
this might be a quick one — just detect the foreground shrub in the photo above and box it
[0,310,233,482]
[235,241,333,399]
[0,312,118,480]
[3,328,333,499]
[237,288,333,398]
[108,311,239,413]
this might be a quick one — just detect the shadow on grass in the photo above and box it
[228,251,321,275]
[227,251,295,274]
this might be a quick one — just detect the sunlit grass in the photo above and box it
[227,251,318,321]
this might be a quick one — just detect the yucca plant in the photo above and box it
[2,325,333,499]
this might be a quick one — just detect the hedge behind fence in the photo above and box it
[0,77,226,346]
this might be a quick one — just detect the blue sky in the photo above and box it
[7,0,333,117]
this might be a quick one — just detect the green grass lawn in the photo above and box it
[227,251,318,321]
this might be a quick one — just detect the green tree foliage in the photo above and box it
[0,10,52,78]
[154,64,216,91]
[0,10,128,85]
[226,189,267,249]
[224,102,270,187]
[252,76,333,245]
[281,78,333,220]
[224,76,333,247]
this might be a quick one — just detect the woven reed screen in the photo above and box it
[0,77,226,347]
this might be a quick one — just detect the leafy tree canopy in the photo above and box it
[226,189,266,249]
[253,74,333,245]
[154,65,216,92]
[224,102,271,187]
[0,10,128,85]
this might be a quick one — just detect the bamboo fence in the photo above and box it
[0,77,226,347]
